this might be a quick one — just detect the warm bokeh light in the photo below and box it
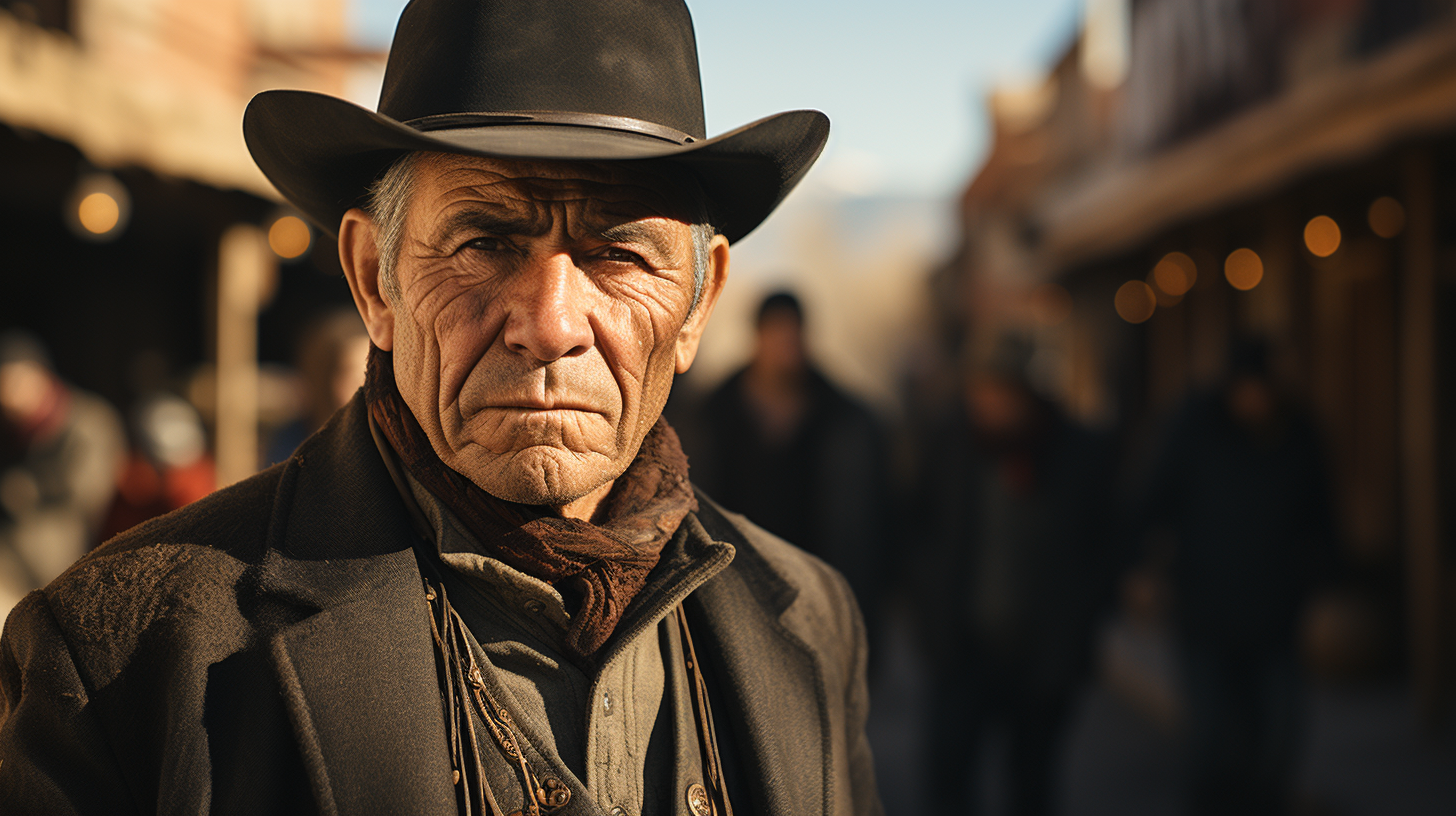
[66,173,131,242]
[1368,196,1405,239]
[1147,270,1183,307]
[1225,248,1264,290]
[77,192,120,235]
[1029,282,1073,327]
[1152,251,1197,296]
[268,215,312,259]
[1115,280,1157,323]
[1304,215,1341,257]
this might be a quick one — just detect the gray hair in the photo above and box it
[364,152,715,311]
[364,152,420,306]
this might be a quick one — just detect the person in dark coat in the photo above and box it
[0,2,881,814]
[264,307,371,466]
[1138,338,1337,816]
[0,332,125,620]
[916,347,1117,816]
[688,292,889,623]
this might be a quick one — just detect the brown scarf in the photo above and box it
[365,346,697,662]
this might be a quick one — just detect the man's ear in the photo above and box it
[675,233,730,374]
[338,208,395,351]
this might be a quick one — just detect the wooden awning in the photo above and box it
[1036,23,1456,270]
[0,12,273,197]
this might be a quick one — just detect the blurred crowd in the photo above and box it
[666,291,1348,816]
[0,309,369,620]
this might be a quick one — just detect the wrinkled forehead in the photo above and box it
[411,152,703,225]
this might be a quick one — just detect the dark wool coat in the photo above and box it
[0,396,880,816]
[687,367,889,622]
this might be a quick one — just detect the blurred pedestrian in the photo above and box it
[101,393,214,541]
[916,339,1117,816]
[1138,336,1337,816]
[0,331,124,620]
[690,290,890,624]
[265,307,370,464]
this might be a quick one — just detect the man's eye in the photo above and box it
[599,247,646,265]
[462,237,511,253]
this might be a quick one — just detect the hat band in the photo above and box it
[403,111,698,145]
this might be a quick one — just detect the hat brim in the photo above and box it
[243,90,829,244]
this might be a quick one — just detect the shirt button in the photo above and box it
[602,690,615,715]
[609,808,627,816]
[540,777,571,808]
[687,783,712,816]
[524,599,545,614]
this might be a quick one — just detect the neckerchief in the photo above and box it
[365,346,697,662]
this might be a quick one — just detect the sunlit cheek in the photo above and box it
[384,302,430,410]
[433,290,504,393]
[604,283,686,439]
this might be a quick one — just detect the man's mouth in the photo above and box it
[489,399,601,413]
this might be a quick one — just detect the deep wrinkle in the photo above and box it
[377,154,711,513]
[409,180,690,419]
[418,205,675,425]
[424,193,690,271]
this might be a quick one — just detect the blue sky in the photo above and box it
[350,1,1083,199]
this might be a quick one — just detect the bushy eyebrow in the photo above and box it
[595,222,682,263]
[429,201,686,266]
[434,207,549,244]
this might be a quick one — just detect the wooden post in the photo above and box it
[215,224,272,488]
[1400,147,1446,728]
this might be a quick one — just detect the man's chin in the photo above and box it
[452,444,618,510]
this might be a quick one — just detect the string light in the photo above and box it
[1150,251,1197,307]
[1225,248,1263,291]
[1115,280,1156,323]
[65,173,130,242]
[77,193,120,234]
[268,215,312,259]
[1304,216,1341,257]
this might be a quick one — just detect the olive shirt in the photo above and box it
[404,465,731,815]
[0,394,881,815]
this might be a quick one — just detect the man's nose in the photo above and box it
[501,253,594,362]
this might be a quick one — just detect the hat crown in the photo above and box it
[378,0,706,140]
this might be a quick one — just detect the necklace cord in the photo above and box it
[674,604,735,816]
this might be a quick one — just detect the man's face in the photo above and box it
[754,310,806,378]
[1227,374,1276,428]
[966,376,1033,438]
[346,154,725,510]
[0,361,55,428]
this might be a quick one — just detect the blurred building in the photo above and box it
[947,0,1456,726]
[0,0,384,484]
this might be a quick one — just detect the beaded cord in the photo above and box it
[425,579,571,816]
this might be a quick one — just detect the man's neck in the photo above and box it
[557,478,616,522]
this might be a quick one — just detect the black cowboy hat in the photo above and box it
[243,0,829,244]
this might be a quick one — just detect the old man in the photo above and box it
[0,1,881,814]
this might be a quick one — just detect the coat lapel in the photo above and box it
[687,504,831,816]
[269,568,455,816]
[253,396,457,816]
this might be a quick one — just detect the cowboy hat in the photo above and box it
[243,0,830,243]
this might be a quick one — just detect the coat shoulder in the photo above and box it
[60,460,286,597]
[694,493,862,635]
[18,463,289,687]
[91,460,285,561]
